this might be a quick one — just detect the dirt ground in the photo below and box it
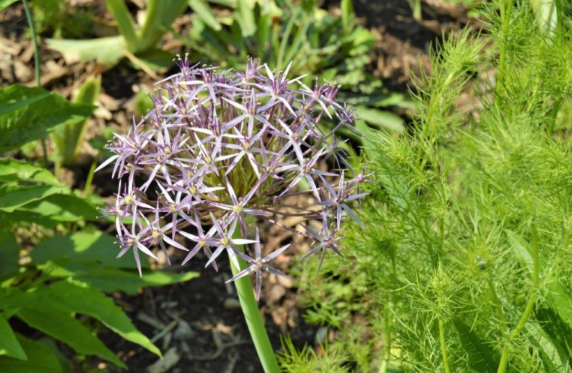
[0,1,472,371]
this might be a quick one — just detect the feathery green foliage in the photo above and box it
[290,1,572,371]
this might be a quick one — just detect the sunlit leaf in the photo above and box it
[36,280,161,357]
[0,184,66,213]
[355,106,405,133]
[0,314,26,361]
[0,159,58,186]
[46,36,126,67]
[31,229,146,269]
[15,302,125,368]
[0,85,94,152]
[189,0,222,31]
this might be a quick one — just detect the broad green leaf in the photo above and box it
[0,314,26,360]
[46,36,126,67]
[0,0,18,11]
[0,231,18,279]
[190,0,222,31]
[16,305,126,368]
[0,159,58,185]
[73,268,200,295]
[0,184,66,212]
[0,85,94,152]
[526,322,567,372]
[453,318,500,373]
[31,229,146,269]
[0,335,62,373]
[16,194,99,222]
[355,106,405,133]
[39,280,161,357]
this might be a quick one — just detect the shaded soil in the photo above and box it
[0,0,471,371]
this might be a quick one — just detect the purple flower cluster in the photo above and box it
[98,57,369,299]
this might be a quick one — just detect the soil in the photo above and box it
[0,1,471,372]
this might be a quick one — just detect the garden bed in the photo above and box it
[0,1,471,371]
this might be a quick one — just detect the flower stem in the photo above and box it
[229,230,280,373]
[22,0,48,168]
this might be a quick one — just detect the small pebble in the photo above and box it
[224,298,241,310]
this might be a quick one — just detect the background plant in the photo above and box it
[288,1,572,372]
[183,0,408,139]
[46,0,188,69]
[0,3,198,370]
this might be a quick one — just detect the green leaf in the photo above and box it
[506,230,535,276]
[526,322,567,372]
[0,314,26,360]
[355,106,405,132]
[134,48,174,70]
[0,335,62,373]
[0,231,19,280]
[546,282,572,331]
[46,36,126,67]
[53,76,101,166]
[31,229,147,269]
[72,268,200,295]
[38,280,162,357]
[340,0,354,33]
[190,0,222,31]
[0,0,18,11]
[0,184,66,213]
[453,318,500,373]
[0,85,94,152]
[16,193,99,222]
[104,0,138,51]
[0,159,59,185]
[16,305,126,368]
[235,0,256,37]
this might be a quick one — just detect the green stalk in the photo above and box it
[439,318,451,373]
[496,0,515,101]
[547,96,562,136]
[22,0,48,168]
[497,226,540,373]
[229,229,280,373]
[379,302,393,373]
[83,158,97,196]
[53,76,101,168]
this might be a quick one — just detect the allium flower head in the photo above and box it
[98,56,368,297]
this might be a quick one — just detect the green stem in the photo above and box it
[487,274,508,332]
[83,158,97,196]
[439,318,451,373]
[496,0,515,102]
[548,96,562,136]
[497,226,540,373]
[229,229,280,373]
[22,0,48,168]
[379,302,393,373]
